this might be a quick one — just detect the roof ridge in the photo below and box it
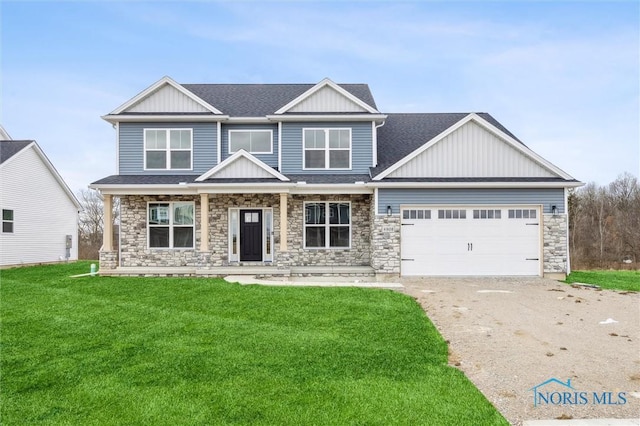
[182,83,369,86]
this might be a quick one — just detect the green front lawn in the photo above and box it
[566,269,640,292]
[0,262,505,425]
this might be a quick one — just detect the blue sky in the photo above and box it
[1,1,638,193]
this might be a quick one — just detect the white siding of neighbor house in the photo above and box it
[0,146,79,266]
[209,157,277,179]
[127,83,210,113]
[388,121,557,178]
[289,86,369,113]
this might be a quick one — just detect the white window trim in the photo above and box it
[147,201,195,249]
[143,128,194,171]
[302,128,352,170]
[228,207,274,262]
[228,129,273,154]
[303,201,352,249]
[2,209,14,234]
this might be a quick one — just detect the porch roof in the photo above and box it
[91,174,372,186]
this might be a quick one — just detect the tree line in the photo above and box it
[569,172,639,269]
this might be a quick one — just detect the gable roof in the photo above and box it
[374,113,574,181]
[183,82,377,117]
[109,76,224,115]
[0,125,11,140]
[0,140,81,209]
[274,78,379,114]
[196,150,289,182]
[0,140,33,164]
[373,113,522,176]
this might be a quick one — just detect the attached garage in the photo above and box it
[400,206,541,276]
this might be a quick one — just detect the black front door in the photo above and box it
[240,210,262,261]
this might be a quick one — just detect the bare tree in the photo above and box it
[77,189,119,259]
[570,172,640,269]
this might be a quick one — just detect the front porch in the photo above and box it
[100,192,377,276]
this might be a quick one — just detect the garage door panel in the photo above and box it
[400,206,541,276]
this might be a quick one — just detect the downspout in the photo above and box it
[114,123,119,174]
[565,187,571,275]
[278,121,282,172]
[372,119,386,168]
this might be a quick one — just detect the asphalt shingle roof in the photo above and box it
[182,84,377,117]
[0,140,32,164]
[91,174,372,186]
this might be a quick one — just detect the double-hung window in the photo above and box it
[304,202,350,248]
[229,130,272,154]
[2,209,14,233]
[148,202,194,248]
[145,129,192,170]
[303,128,351,169]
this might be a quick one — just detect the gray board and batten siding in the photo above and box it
[220,123,278,168]
[119,122,217,174]
[280,122,373,174]
[378,188,565,215]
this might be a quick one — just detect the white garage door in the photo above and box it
[401,206,541,276]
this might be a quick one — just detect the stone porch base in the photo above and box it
[99,265,375,278]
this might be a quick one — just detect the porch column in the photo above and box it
[200,193,209,252]
[280,193,288,251]
[103,194,113,251]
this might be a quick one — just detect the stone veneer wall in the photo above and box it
[281,194,372,267]
[117,193,371,269]
[99,250,118,270]
[205,193,281,267]
[543,213,568,274]
[119,195,202,267]
[369,201,401,275]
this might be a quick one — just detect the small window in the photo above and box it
[438,209,466,219]
[2,209,14,233]
[508,209,537,219]
[402,209,431,220]
[229,130,272,154]
[473,209,502,219]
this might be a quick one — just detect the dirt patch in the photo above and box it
[401,277,640,425]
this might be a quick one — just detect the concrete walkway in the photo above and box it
[223,275,403,288]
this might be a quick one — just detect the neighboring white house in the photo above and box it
[0,130,81,267]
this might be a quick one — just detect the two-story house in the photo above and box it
[91,77,581,279]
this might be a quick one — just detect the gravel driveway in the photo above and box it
[401,277,640,425]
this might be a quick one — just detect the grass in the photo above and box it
[565,269,640,292]
[0,262,506,425]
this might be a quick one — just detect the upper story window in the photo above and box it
[303,128,351,170]
[229,130,272,154]
[144,129,192,170]
[2,209,14,233]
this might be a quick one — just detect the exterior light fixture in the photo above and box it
[551,205,558,216]
[387,205,392,216]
